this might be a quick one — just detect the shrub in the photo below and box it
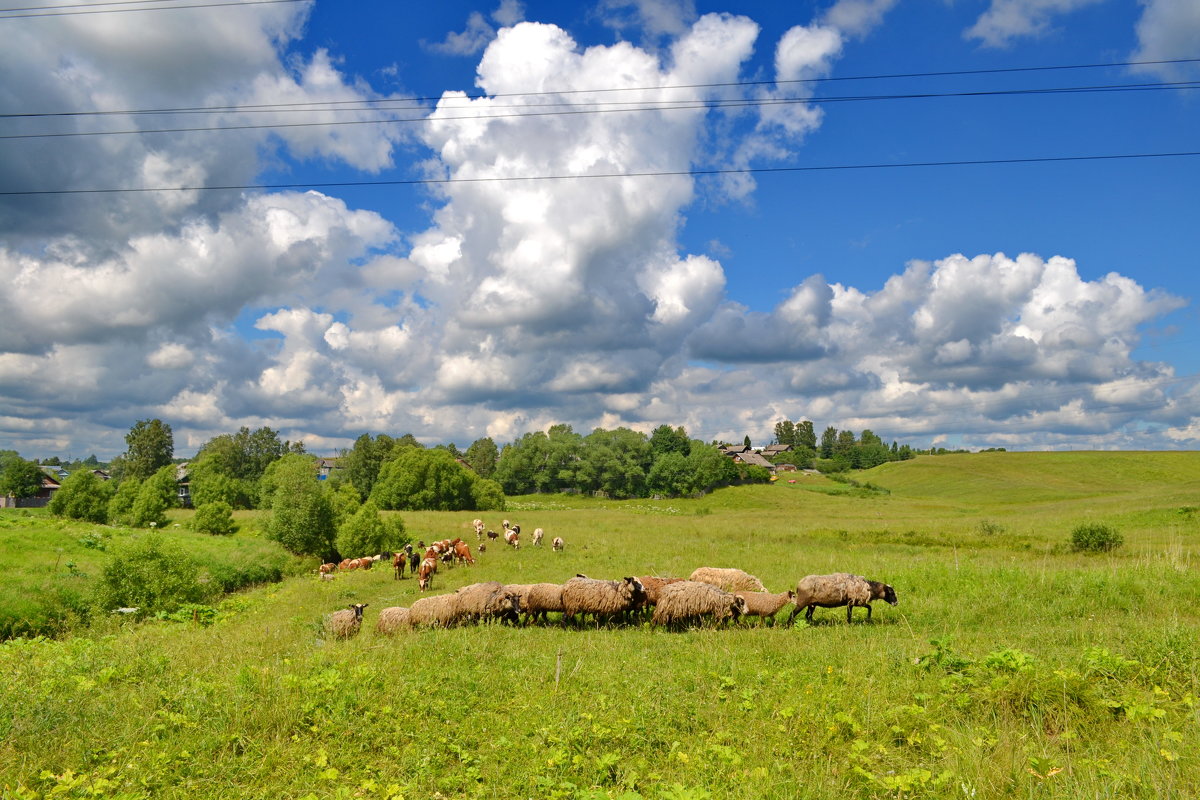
[49,470,114,524]
[193,501,236,535]
[129,464,179,528]
[93,534,209,615]
[336,500,407,559]
[1070,522,1124,553]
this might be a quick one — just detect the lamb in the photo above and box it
[532,528,544,546]
[561,576,646,626]
[688,567,767,593]
[407,594,460,628]
[734,590,796,625]
[486,530,499,542]
[652,582,746,628]
[325,603,368,639]
[787,573,898,625]
[523,582,565,624]
[552,536,564,552]
[375,606,411,635]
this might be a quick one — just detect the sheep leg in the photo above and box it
[865,603,873,622]
[805,605,816,624]
[847,604,854,624]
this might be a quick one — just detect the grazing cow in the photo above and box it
[454,540,475,565]
[392,552,407,580]
[473,518,485,540]
[552,536,564,551]
[340,558,358,571]
[504,529,520,549]
[418,557,437,591]
[532,528,544,547]
[319,563,338,575]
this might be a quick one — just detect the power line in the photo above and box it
[0,0,306,18]
[3,57,1197,119]
[2,81,1194,140]
[2,151,1196,197]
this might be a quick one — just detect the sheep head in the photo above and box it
[868,580,898,605]
[348,603,368,620]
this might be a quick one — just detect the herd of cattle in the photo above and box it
[321,520,899,638]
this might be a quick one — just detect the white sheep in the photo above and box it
[688,567,767,593]
[552,536,564,551]
[325,603,368,639]
[787,573,897,625]
[532,528,544,546]
[733,590,796,625]
[652,581,747,628]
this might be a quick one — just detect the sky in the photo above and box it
[1,0,1198,460]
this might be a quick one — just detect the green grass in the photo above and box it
[0,509,305,639]
[2,452,1199,799]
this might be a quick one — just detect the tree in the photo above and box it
[796,421,817,451]
[576,427,652,498]
[647,451,691,497]
[743,435,752,448]
[649,425,690,459]
[340,433,394,500]
[107,478,141,525]
[336,500,407,559]
[264,454,337,560]
[773,420,797,447]
[121,419,174,482]
[470,478,506,511]
[371,448,476,511]
[0,457,45,500]
[819,426,837,459]
[464,436,499,479]
[192,501,236,535]
[687,442,739,493]
[48,470,114,523]
[130,464,179,528]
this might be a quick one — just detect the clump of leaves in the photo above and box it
[1070,522,1123,553]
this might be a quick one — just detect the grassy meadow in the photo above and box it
[1,451,1198,799]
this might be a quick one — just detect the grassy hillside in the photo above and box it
[0,510,305,639]
[2,452,1198,799]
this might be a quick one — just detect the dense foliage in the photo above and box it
[263,454,338,561]
[118,418,175,482]
[0,456,47,499]
[92,535,207,615]
[335,499,407,559]
[1071,521,1125,552]
[192,501,236,535]
[47,470,114,523]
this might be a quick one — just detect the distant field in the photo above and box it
[1,452,1198,799]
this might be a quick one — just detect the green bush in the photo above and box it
[93,534,209,615]
[1070,521,1124,553]
[193,501,236,535]
[48,471,114,523]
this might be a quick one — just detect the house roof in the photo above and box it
[736,452,774,469]
[761,444,793,455]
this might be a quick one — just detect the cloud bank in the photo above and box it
[0,5,1196,459]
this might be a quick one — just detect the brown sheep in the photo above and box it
[407,594,459,628]
[734,590,796,625]
[787,573,898,624]
[688,567,767,593]
[636,576,686,617]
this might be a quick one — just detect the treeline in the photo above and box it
[490,424,770,498]
[771,419,918,471]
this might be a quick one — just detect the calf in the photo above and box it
[392,552,407,580]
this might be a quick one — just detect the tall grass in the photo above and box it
[1,452,1198,799]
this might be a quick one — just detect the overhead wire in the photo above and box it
[2,57,1198,119]
[2,151,1197,197]
[0,0,307,18]
[1,80,1196,140]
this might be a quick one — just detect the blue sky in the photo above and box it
[0,0,1197,459]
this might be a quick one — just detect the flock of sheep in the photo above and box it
[323,522,899,640]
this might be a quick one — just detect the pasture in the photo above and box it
[1,452,1198,799]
